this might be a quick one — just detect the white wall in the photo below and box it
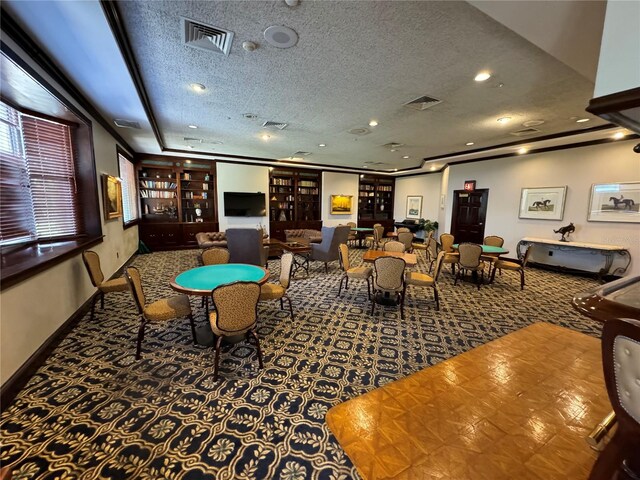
[216,162,270,233]
[441,139,640,275]
[0,39,138,385]
[394,173,442,225]
[594,0,640,97]
[321,172,359,227]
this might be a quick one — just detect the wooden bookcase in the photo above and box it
[269,167,322,240]
[137,158,217,250]
[358,174,395,231]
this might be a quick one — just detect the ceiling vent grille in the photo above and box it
[348,127,370,136]
[510,127,541,136]
[182,17,234,55]
[403,95,442,111]
[292,151,311,157]
[364,161,388,166]
[262,121,288,130]
[183,136,202,143]
[114,119,141,129]
[381,142,404,149]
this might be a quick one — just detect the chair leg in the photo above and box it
[135,317,146,360]
[345,276,349,290]
[400,288,405,320]
[214,335,223,381]
[338,275,346,296]
[100,291,105,310]
[284,295,294,319]
[249,329,264,369]
[490,265,498,284]
[280,297,284,310]
[433,285,440,311]
[454,269,460,286]
[324,262,328,274]
[90,294,98,321]
[371,293,376,316]
[520,269,525,290]
[366,277,371,300]
[187,314,197,345]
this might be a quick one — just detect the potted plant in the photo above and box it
[415,218,438,240]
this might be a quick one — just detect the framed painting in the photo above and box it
[406,195,423,219]
[330,195,352,214]
[588,182,640,223]
[102,174,122,220]
[519,186,567,220]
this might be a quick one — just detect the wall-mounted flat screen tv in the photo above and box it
[223,192,266,217]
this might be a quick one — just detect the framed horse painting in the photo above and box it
[519,186,567,220]
[588,182,640,223]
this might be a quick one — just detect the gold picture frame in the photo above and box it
[330,195,352,214]
[102,174,123,220]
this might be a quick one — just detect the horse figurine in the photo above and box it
[610,195,635,210]
[531,199,551,210]
[553,222,575,242]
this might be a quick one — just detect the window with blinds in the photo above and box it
[118,152,139,224]
[0,101,80,245]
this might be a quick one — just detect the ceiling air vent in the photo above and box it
[183,137,202,143]
[403,95,442,111]
[114,119,140,129]
[364,161,388,166]
[292,151,311,157]
[182,17,234,56]
[510,127,541,137]
[262,120,288,130]
[348,127,370,136]
[381,142,404,149]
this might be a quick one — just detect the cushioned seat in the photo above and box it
[259,253,294,318]
[259,282,286,300]
[144,295,192,321]
[490,247,532,290]
[100,276,129,292]
[346,265,372,279]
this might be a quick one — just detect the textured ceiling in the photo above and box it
[2,0,609,171]
[115,0,606,170]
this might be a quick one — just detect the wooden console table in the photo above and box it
[517,237,631,280]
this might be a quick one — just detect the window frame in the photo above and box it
[0,43,103,290]
[117,146,140,229]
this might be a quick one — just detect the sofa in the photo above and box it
[195,231,228,249]
[284,229,322,244]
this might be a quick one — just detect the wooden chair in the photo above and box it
[209,281,263,381]
[201,247,230,310]
[82,250,129,321]
[455,243,485,289]
[259,252,294,318]
[397,231,414,252]
[383,240,405,252]
[125,266,196,359]
[490,246,532,290]
[588,318,640,480]
[438,233,459,277]
[404,251,445,310]
[371,256,406,319]
[338,243,373,298]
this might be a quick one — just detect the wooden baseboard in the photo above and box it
[0,251,137,408]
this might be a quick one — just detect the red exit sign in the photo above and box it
[464,180,476,191]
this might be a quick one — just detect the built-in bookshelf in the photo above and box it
[269,167,322,240]
[358,174,395,230]
[180,169,215,223]
[138,167,179,222]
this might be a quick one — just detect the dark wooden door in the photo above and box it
[451,189,488,244]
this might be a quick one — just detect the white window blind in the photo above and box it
[118,152,139,223]
[0,101,80,245]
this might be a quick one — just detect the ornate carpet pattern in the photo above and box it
[1,248,603,479]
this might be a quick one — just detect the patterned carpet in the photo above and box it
[1,248,603,479]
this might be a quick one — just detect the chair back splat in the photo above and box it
[440,233,455,253]
[483,235,504,247]
[397,232,414,252]
[432,251,446,280]
[202,247,230,265]
[211,281,260,334]
[280,252,294,289]
[374,256,406,292]
[458,243,483,268]
[125,266,146,313]
[82,250,104,286]
[383,241,405,252]
[339,244,351,271]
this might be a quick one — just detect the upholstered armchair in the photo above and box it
[309,225,352,273]
[225,228,269,267]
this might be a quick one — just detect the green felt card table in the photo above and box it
[170,264,269,295]
[452,243,509,255]
[170,264,269,346]
[350,227,374,248]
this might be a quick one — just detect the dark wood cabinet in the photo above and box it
[269,168,322,240]
[358,175,395,231]
[137,158,217,249]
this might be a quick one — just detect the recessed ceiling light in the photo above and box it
[188,125,198,129]
[613,132,625,140]
[576,118,590,123]
[190,83,206,92]
[466,142,475,146]
[518,147,528,154]
[497,117,512,124]
[390,149,397,152]
[369,120,378,127]
[402,155,410,159]
[261,134,271,141]
[269,167,274,171]
[394,169,398,172]
[318,143,326,147]
[474,71,491,82]
[430,165,436,171]
[360,174,364,178]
